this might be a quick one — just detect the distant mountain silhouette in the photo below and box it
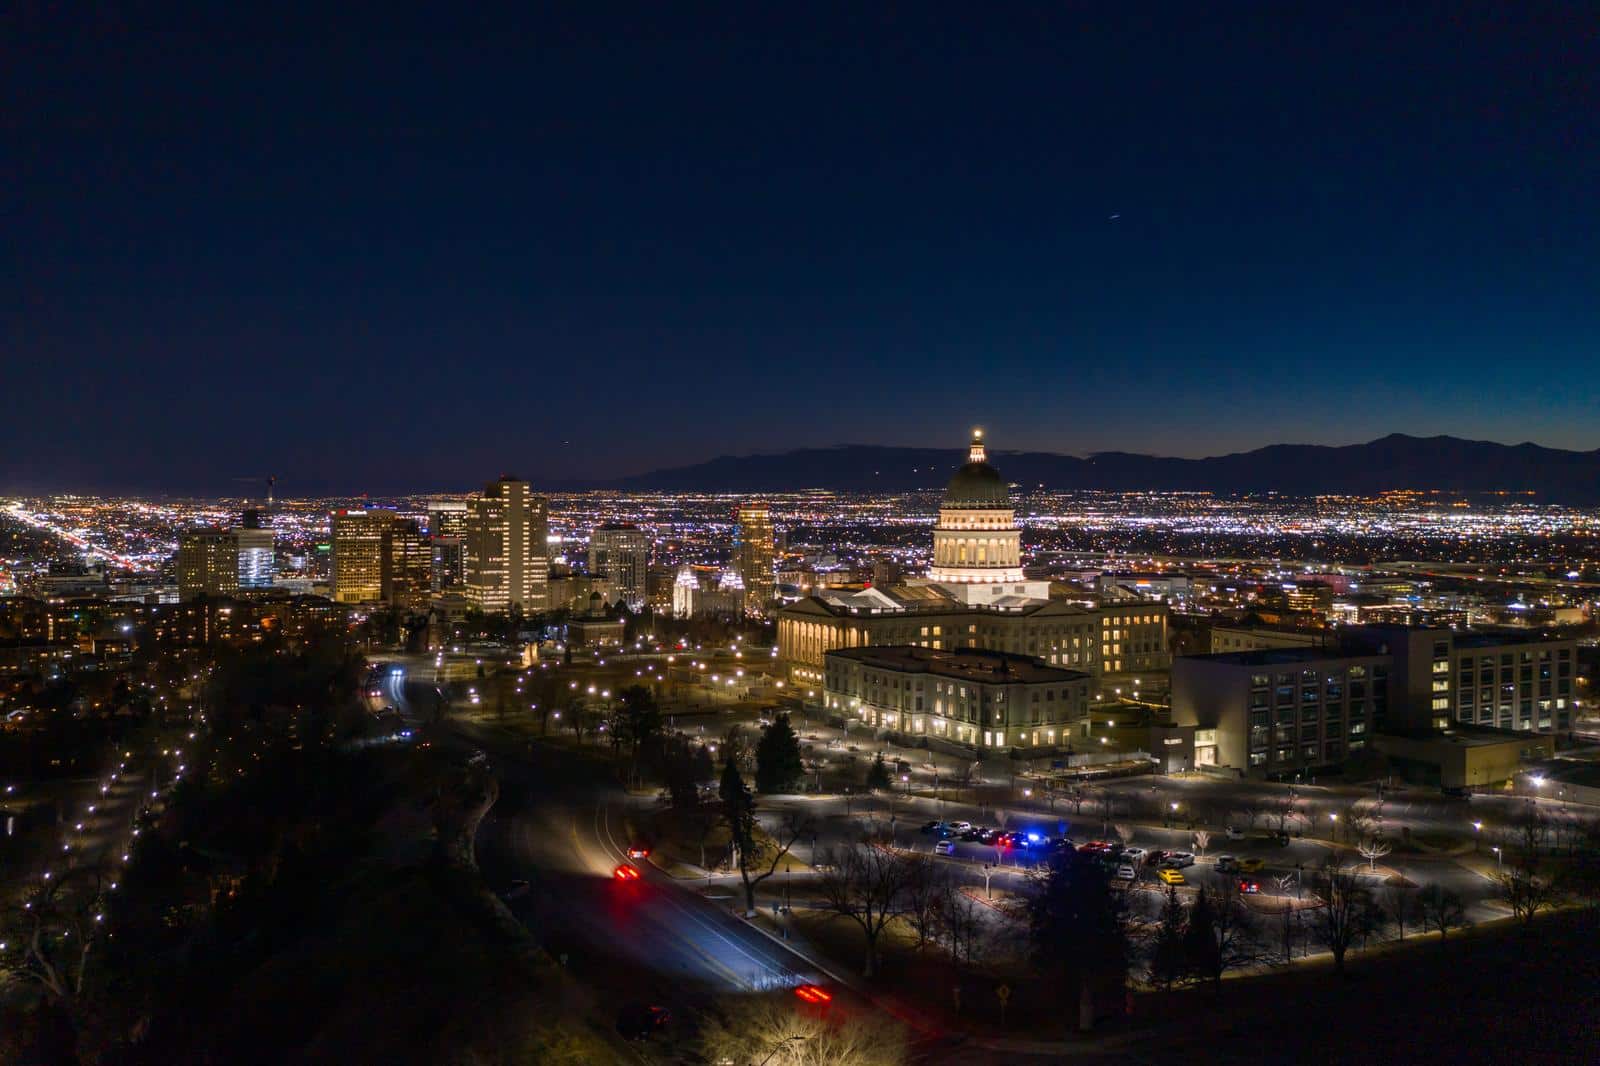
[586,435,1600,501]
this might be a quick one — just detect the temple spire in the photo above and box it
[968,427,986,464]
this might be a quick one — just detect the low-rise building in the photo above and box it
[823,645,1091,754]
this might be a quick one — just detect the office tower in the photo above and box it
[234,510,276,590]
[177,530,239,601]
[464,476,549,615]
[389,519,432,609]
[588,523,649,610]
[330,510,392,604]
[427,500,470,590]
[735,503,776,617]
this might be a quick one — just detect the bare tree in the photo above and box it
[814,842,921,977]
[724,763,812,916]
[1182,879,1261,987]
[1382,879,1415,940]
[1192,830,1211,857]
[1416,883,1464,940]
[698,992,908,1066]
[1494,862,1557,929]
[900,854,946,952]
[1270,794,1302,837]
[1236,803,1264,833]
[1305,862,1378,975]
[1112,823,1133,846]
[0,865,107,1027]
[1357,836,1392,872]
[1067,786,1089,816]
[937,882,985,968]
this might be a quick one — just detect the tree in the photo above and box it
[1026,849,1129,1032]
[1180,886,1221,985]
[755,713,805,794]
[900,854,946,952]
[1270,794,1302,837]
[814,842,921,977]
[937,883,985,968]
[1494,862,1557,930]
[865,753,892,792]
[1305,862,1378,975]
[1416,884,1464,940]
[721,761,809,916]
[1382,879,1416,941]
[0,865,107,1035]
[1357,835,1392,872]
[1148,886,1188,992]
[698,993,908,1066]
[610,685,662,786]
[1192,830,1211,857]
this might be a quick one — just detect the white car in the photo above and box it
[934,840,958,856]
[1122,846,1149,865]
[1225,826,1246,840]
[1114,864,1137,881]
[948,821,973,833]
[1215,854,1239,872]
[1161,851,1196,869]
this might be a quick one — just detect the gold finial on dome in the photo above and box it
[969,428,986,464]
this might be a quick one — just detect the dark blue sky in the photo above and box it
[6,4,1598,494]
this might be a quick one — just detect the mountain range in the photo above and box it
[586,435,1600,502]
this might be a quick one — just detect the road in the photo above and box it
[378,660,903,1056]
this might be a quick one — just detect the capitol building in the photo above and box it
[920,428,1051,605]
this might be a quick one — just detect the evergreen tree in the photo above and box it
[1149,885,1188,991]
[865,752,892,792]
[1026,849,1129,1032]
[1181,886,1222,985]
[754,713,804,793]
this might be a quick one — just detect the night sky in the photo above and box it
[7,4,1598,495]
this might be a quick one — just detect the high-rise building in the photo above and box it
[427,500,471,590]
[589,523,649,610]
[735,503,776,617]
[389,519,432,609]
[330,510,392,604]
[234,511,276,590]
[177,530,239,601]
[464,477,549,615]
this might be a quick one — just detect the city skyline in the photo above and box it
[9,6,1600,493]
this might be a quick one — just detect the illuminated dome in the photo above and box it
[942,429,1009,509]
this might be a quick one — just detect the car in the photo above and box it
[1161,851,1195,869]
[934,840,957,856]
[1157,868,1186,886]
[919,820,945,834]
[1238,857,1265,873]
[1226,825,1246,840]
[616,1003,671,1040]
[613,863,641,881]
[1216,854,1239,873]
[1238,879,1261,894]
[1272,831,1291,846]
[627,843,651,860]
[978,828,1002,844]
[948,821,973,833]
[959,827,986,841]
[1114,864,1137,881]
[1122,846,1148,864]
[1016,830,1049,849]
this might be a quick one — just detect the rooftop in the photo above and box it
[1186,647,1377,667]
[826,644,1088,684]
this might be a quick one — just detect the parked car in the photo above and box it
[1238,857,1265,873]
[1216,854,1239,873]
[934,840,958,856]
[1122,846,1148,864]
[1114,864,1137,881]
[1157,868,1186,886]
[919,820,945,834]
[1237,878,1261,894]
[960,827,986,841]
[1161,851,1195,869]
[978,828,1002,844]
[1225,825,1246,840]
[948,821,973,833]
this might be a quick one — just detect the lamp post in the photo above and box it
[1492,845,1503,869]
[1328,812,1338,844]
[1472,821,1482,853]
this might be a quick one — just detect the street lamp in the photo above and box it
[1492,845,1503,869]
[754,1035,808,1066]
[1473,821,1482,853]
[1329,812,1338,843]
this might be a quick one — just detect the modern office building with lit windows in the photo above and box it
[823,645,1091,754]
